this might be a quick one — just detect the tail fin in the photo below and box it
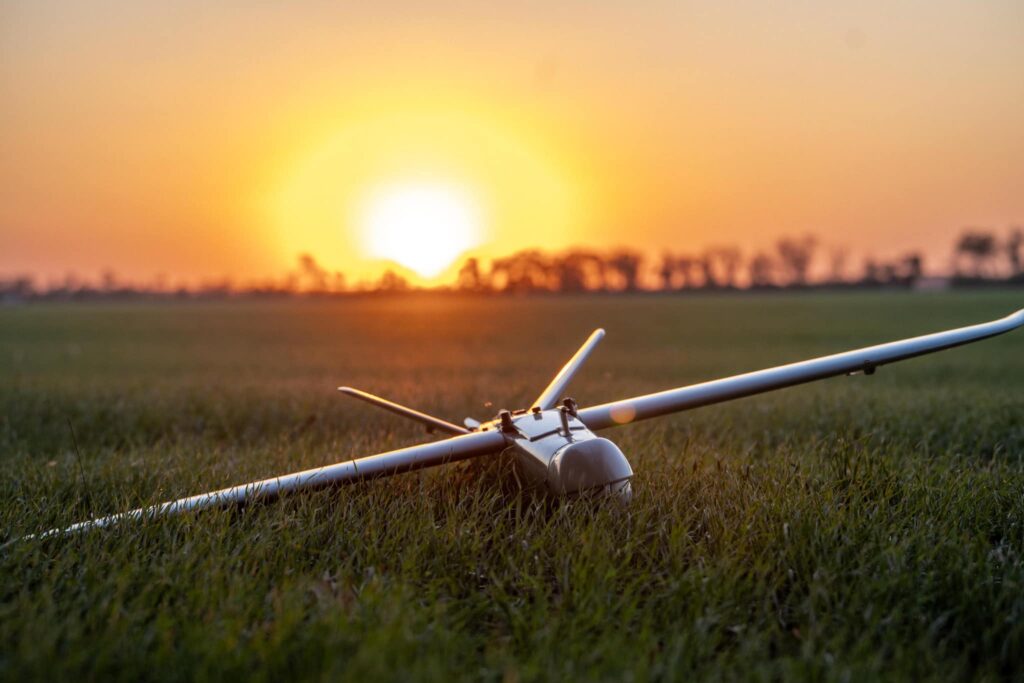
[531,329,605,411]
[338,387,469,435]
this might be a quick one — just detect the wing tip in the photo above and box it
[1002,308,1024,329]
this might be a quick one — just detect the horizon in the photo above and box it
[2,1,1023,285]
[4,228,1020,295]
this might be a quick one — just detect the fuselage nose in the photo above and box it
[502,407,633,501]
[547,437,634,499]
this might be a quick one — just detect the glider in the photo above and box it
[32,307,1024,538]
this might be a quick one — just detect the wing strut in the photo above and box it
[532,328,605,411]
[578,308,1024,430]
[339,387,469,435]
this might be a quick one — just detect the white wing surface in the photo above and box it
[34,429,507,539]
[578,308,1024,430]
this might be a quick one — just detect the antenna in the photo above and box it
[338,387,469,435]
[531,328,605,411]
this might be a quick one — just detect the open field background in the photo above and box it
[2,292,1023,681]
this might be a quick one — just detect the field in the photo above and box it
[2,291,1023,681]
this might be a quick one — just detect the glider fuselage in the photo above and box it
[481,406,634,500]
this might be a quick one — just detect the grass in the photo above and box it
[1,291,1023,681]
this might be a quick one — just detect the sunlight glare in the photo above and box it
[359,182,482,278]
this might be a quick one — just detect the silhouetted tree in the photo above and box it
[697,252,718,289]
[676,255,698,289]
[298,253,328,292]
[775,235,816,286]
[552,250,604,292]
[748,252,775,288]
[713,247,743,288]
[331,271,346,293]
[62,272,81,293]
[860,253,922,287]
[657,252,676,290]
[607,250,642,291]
[377,270,409,292]
[1006,227,1023,277]
[0,275,35,301]
[900,253,923,285]
[828,247,849,284]
[955,229,997,278]
[457,258,484,291]
[282,272,299,293]
[100,268,119,293]
[490,250,550,292]
[486,258,508,291]
[862,258,880,284]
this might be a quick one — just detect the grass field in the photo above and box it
[2,291,1023,681]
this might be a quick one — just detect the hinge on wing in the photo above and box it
[847,361,877,376]
[499,410,516,433]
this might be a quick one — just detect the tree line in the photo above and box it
[3,225,1022,301]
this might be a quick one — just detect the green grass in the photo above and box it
[2,291,1023,681]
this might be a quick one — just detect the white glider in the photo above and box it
[30,307,1024,539]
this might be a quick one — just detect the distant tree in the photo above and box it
[457,258,484,291]
[748,252,775,288]
[827,246,849,284]
[100,268,118,292]
[775,235,817,286]
[955,229,997,278]
[62,272,81,293]
[490,250,550,293]
[900,253,923,285]
[331,271,346,293]
[697,252,718,289]
[862,258,886,285]
[377,270,409,292]
[151,272,169,293]
[281,272,299,293]
[1006,227,1023,277]
[607,250,642,291]
[657,252,676,290]
[676,255,698,289]
[487,257,509,291]
[298,253,328,292]
[714,247,743,288]
[0,275,35,301]
[552,250,604,292]
[860,253,922,287]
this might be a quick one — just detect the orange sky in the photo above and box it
[2,1,1023,285]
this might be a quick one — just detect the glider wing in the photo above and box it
[34,428,507,539]
[578,308,1024,430]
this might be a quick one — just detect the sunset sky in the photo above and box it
[2,1,1022,286]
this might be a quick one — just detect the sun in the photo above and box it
[269,98,586,283]
[358,181,482,278]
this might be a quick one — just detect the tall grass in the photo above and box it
[1,292,1022,680]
